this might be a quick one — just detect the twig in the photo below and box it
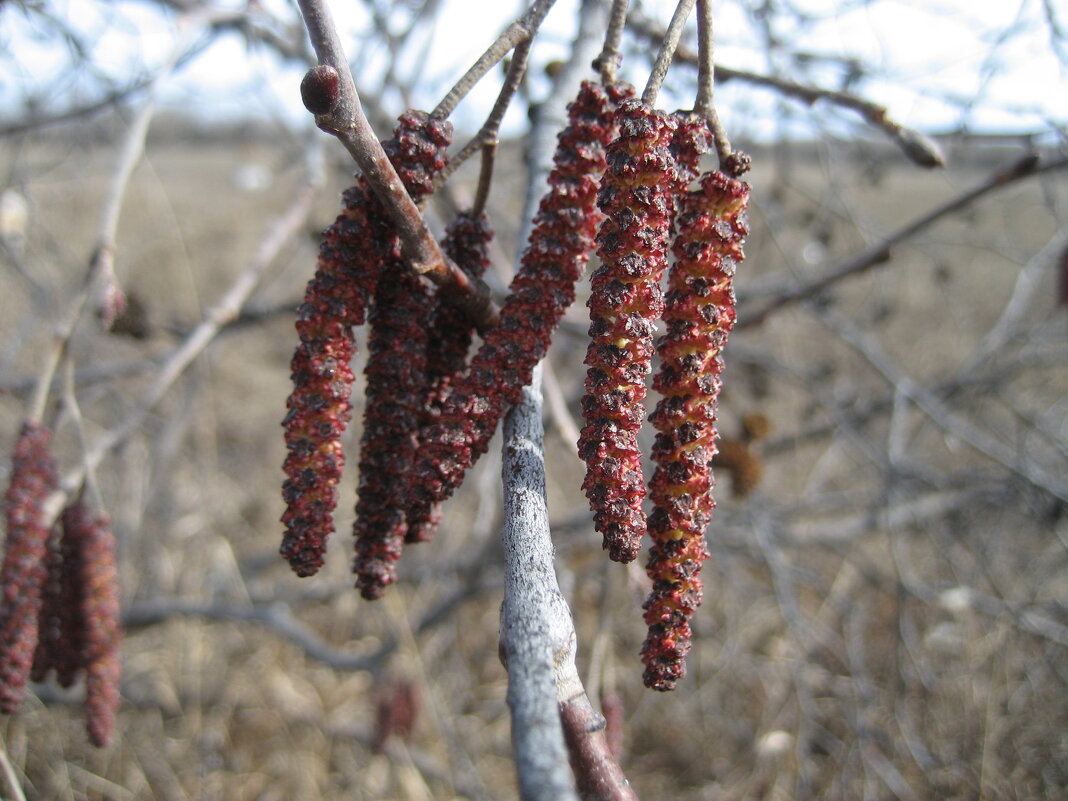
[430,0,557,120]
[739,153,1068,327]
[560,695,639,801]
[0,743,27,801]
[593,0,630,84]
[295,0,498,332]
[642,0,696,105]
[692,0,747,175]
[434,37,534,190]
[123,599,386,672]
[628,11,947,168]
[472,141,498,218]
[816,306,1068,504]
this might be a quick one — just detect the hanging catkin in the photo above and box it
[579,98,679,564]
[352,112,452,599]
[407,81,634,525]
[641,170,749,691]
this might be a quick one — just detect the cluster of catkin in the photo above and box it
[282,81,633,596]
[579,100,750,691]
[0,422,122,746]
[280,82,749,690]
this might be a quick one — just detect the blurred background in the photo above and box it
[1,0,1066,799]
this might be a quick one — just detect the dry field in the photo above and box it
[0,122,1066,800]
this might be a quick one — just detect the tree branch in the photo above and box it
[739,154,1068,327]
[295,0,498,332]
[628,11,947,168]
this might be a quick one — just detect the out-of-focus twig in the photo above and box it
[42,147,325,523]
[740,154,1068,327]
[817,306,1068,504]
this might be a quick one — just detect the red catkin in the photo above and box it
[58,502,122,747]
[0,422,57,714]
[31,524,85,688]
[407,80,634,524]
[579,99,679,563]
[641,171,750,691]
[281,111,451,579]
[404,211,493,545]
[353,113,452,599]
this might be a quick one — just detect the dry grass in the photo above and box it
[1,124,1066,800]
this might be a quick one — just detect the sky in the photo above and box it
[0,0,1065,142]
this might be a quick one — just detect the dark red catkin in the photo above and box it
[0,422,57,714]
[407,80,634,526]
[578,99,679,564]
[56,503,122,747]
[31,524,85,688]
[403,211,493,545]
[641,171,750,691]
[281,112,451,578]
[352,113,452,600]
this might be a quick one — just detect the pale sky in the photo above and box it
[0,0,1064,140]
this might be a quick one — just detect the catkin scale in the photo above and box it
[0,422,57,714]
[407,81,634,523]
[579,99,679,564]
[641,171,750,691]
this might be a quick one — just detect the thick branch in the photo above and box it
[501,364,581,801]
[295,0,498,332]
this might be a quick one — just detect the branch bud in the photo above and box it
[300,65,342,116]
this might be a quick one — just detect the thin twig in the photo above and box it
[25,24,190,424]
[296,0,498,331]
[434,37,534,190]
[123,599,387,672]
[629,11,947,168]
[693,0,744,174]
[430,0,557,120]
[739,154,1068,327]
[472,141,498,217]
[593,0,630,84]
[42,152,325,524]
[642,0,696,105]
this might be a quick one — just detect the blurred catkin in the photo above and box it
[0,422,57,713]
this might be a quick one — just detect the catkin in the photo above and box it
[0,422,57,713]
[579,99,679,564]
[281,112,451,579]
[408,81,634,523]
[641,170,749,691]
[352,112,452,599]
[404,211,493,545]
